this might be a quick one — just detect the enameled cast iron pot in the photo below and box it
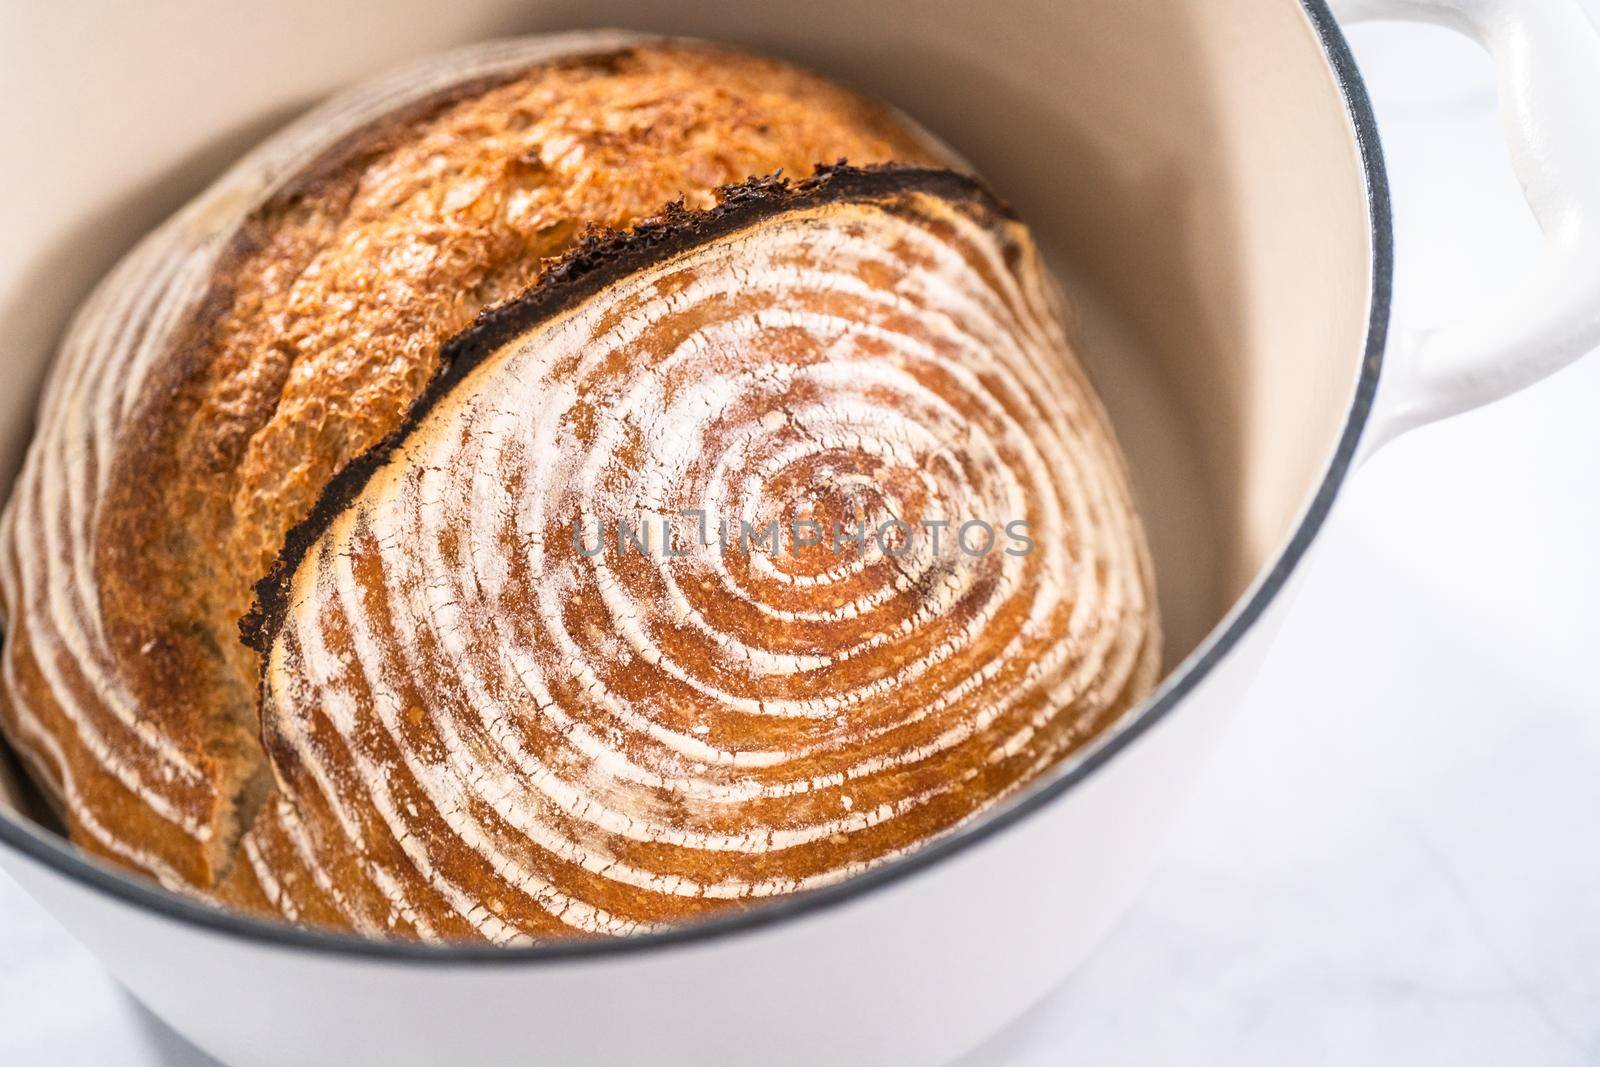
[1,1,1597,1063]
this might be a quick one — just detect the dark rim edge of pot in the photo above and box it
[0,0,1392,966]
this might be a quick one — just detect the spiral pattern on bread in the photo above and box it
[223,168,1160,940]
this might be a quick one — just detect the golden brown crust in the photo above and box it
[0,41,1161,941]
[0,43,935,890]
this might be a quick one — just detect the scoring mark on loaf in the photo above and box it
[240,164,1015,656]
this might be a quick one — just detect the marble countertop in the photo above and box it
[3,15,1598,1066]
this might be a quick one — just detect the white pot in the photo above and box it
[1,1,1597,1064]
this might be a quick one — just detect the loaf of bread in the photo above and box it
[0,36,1159,940]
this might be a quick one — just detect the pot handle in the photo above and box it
[1331,0,1600,449]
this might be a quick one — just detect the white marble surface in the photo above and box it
[3,15,1599,1066]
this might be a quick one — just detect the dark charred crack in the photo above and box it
[239,163,1015,668]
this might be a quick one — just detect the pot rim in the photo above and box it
[0,0,1391,965]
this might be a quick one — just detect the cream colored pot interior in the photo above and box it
[0,0,1372,818]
